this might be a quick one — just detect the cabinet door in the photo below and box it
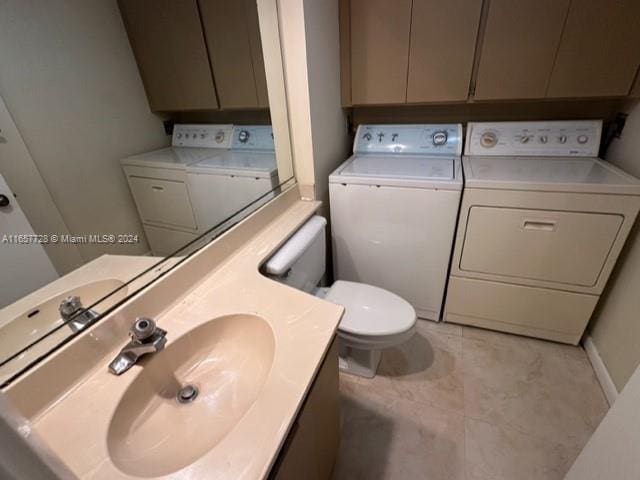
[199,0,265,109]
[547,0,640,98]
[474,0,570,100]
[350,0,412,105]
[118,0,218,111]
[407,0,482,103]
[245,0,269,108]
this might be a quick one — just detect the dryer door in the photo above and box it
[459,206,623,287]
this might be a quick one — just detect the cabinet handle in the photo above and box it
[151,185,164,191]
[522,219,557,232]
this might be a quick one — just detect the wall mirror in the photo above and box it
[0,0,294,386]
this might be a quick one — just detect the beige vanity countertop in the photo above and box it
[0,254,164,327]
[29,197,344,479]
[0,255,167,385]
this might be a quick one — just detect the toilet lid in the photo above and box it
[325,281,416,336]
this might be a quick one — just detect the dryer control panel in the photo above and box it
[354,124,463,156]
[465,120,602,157]
[172,124,233,148]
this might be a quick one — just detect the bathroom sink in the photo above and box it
[0,279,126,361]
[107,314,275,477]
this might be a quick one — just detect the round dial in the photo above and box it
[520,135,531,144]
[577,134,589,144]
[238,130,250,143]
[214,132,226,144]
[558,135,567,144]
[432,131,448,146]
[539,135,548,144]
[480,131,498,148]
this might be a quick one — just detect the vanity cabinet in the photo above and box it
[118,0,268,111]
[271,339,339,480]
[118,0,218,111]
[473,0,570,100]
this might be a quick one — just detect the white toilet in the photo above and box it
[265,215,416,378]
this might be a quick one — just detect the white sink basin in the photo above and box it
[107,314,275,477]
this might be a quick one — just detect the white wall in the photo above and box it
[0,0,168,265]
[303,0,350,208]
[565,363,640,479]
[589,100,640,392]
[278,0,349,202]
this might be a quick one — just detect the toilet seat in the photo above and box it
[324,280,417,338]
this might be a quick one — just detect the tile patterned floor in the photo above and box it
[332,320,608,480]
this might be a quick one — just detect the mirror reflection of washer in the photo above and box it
[187,125,278,232]
[444,120,640,344]
[329,124,463,322]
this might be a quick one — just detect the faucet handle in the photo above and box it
[130,317,158,342]
[59,296,83,319]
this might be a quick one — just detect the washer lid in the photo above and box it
[188,152,277,178]
[329,155,462,190]
[120,147,222,170]
[463,156,640,195]
[324,281,416,336]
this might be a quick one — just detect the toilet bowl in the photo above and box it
[265,215,416,378]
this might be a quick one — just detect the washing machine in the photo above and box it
[187,125,278,231]
[444,120,640,344]
[120,124,232,255]
[329,124,463,321]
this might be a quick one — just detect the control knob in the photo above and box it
[577,134,589,144]
[238,129,250,143]
[362,132,372,142]
[214,131,226,144]
[558,135,567,144]
[432,131,448,146]
[480,131,498,148]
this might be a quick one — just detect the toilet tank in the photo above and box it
[264,216,327,293]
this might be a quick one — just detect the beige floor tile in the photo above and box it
[462,328,608,451]
[333,380,466,480]
[418,319,463,337]
[465,417,581,480]
[342,321,465,413]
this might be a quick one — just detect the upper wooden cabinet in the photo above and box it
[349,0,412,105]
[546,0,640,98]
[407,0,482,103]
[118,0,218,111]
[348,0,482,105]
[119,0,268,111]
[341,0,640,104]
[199,0,269,109]
[474,0,570,100]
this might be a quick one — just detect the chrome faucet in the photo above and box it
[108,317,167,375]
[59,296,100,333]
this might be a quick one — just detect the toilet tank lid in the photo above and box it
[265,215,327,275]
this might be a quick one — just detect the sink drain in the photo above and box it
[177,384,199,404]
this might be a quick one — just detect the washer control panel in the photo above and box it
[231,125,274,151]
[354,124,463,155]
[172,124,233,148]
[465,120,602,157]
